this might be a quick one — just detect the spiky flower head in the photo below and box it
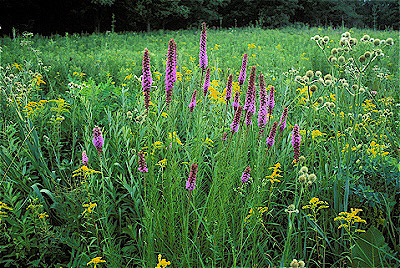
[279,107,288,132]
[186,163,198,191]
[241,167,251,183]
[230,105,243,133]
[225,74,233,101]
[165,39,177,106]
[238,54,248,86]
[92,126,104,152]
[138,150,148,173]
[243,66,257,114]
[189,89,197,112]
[203,68,210,96]
[267,86,275,116]
[199,22,208,70]
[232,91,240,110]
[266,121,278,147]
[142,48,152,109]
[258,73,268,127]
[292,124,301,162]
[82,150,89,166]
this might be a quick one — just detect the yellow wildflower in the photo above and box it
[82,202,97,215]
[266,163,283,184]
[156,159,167,168]
[72,166,101,178]
[155,254,171,268]
[87,257,106,268]
[12,63,22,71]
[38,212,49,219]
[334,208,367,233]
[161,112,168,118]
[168,132,183,145]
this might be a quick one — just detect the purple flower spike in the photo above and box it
[241,167,251,183]
[266,121,278,147]
[92,126,104,153]
[142,49,152,110]
[225,74,233,102]
[238,54,248,86]
[292,124,301,162]
[186,163,198,190]
[267,86,275,116]
[279,107,288,132]
[82,150,88,166]
[243,66,257,126]
[203,68,210,97]
[138,151,148,173]
[258,74,268,127]
[230,105,243,133]
[166,39,177,106]
[199,23,208,70]
[232,91,240,110]
[189,89,197,112]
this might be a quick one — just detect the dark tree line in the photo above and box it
[0,0,398,35]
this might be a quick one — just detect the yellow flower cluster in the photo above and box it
[168,132,183,146]
[87,257,106,268]
[82,202,97,215]
[22,100,49,116]
[156,159,167,168]
[302,197,329,222]
[366,141,389,157]
[334,208,367,233]
[32,73,46,86]
[72,166,101,179]
[266,163,283,184]
[155,254,171,268]
[244,207,268,223]
[0,202,13,222]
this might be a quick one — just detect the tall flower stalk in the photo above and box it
[165,39,177,106]
[138,150,148,173]
[232,91,240,111]
[186,163,198,191]
[225,74,233,102]
[243,66,257,126]
[241,167,251,183]
[82,150,89,166]
[203,68,210,97]
[230,105,243,133]
[92,126,104,153]
[279,107,288,132]
[258,74,268,129]
[292,124,301,162]
[238,54,248,86]
[142,48,152,110]
[189,89,197,112]
[199,22,208,71]
[267,86,275,117]
[266,121,278,148]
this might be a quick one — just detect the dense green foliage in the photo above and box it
[1,0,399,34]
[0,26,399,267]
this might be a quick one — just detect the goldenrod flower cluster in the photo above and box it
[334,208,367,233]
[302,197,328,222]
[265,163,283,184]
[0,202,13,222]
[87,257,106,268]
[244,207,268,223]
[155,254,171,268]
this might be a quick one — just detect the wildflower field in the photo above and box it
[0,25,399,267]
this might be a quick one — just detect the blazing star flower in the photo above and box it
[266,121,278,147]
[225,74,233,102]
[232,91,240,110]
[138,150,148,173]
[203,68,210,96]
[279,107,288,132]
[82,150,89,166]
[238,54,248,86]
[199,22,208,70]
[267,86,275,116]
[243,66,257,126]
[186,163,198,190]
[230,105,243,133]
[142,48,152,109]
[92,126,104,153]
[222,132,228,141]
[165,39,177,106]
[258,74,268,128]
[292,124,301,162]
[189,89,197,112]
[241,167,251,183]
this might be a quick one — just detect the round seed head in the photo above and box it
[318,78,324,83]
[344,31,350,38]
[302,76,309,82]
[308,173,317,182]
[343,47,349,52]
[325,80,332,86]
[380,40,386,45]
[331,48,338,54]
[329,56,337,63]
[323,36,329,42]
[295,75,302,82]
[359,87,365,93]
[298,260,306,267]
[373,39,380,46]
[352,84,359,90]
[310,84,318,92]
[324,74,332,81]
[305,70,314,78]
[349,38,357,45]
[298,174,307,183]
[342,82,349,87]
[364,51,371,58]
[314,35,321,41]
[386,38,394,45]
[359,55,366,63]
[298,156,306,163]
[317,97,324,104]
[338,56,345,63]
[362,34,370,41]
[315,71,322,77]
[340,38,347,46]
[300,166,309,174]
